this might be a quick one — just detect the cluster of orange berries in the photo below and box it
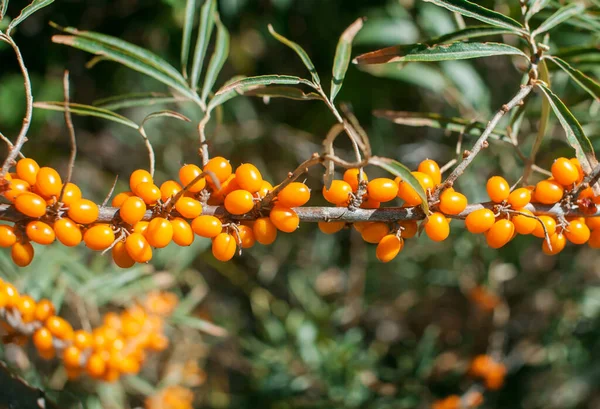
[145,385,194,409]
[0,277,175,382]
[319,159,468,262]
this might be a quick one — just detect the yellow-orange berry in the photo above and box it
[125,233,153,263]
[532,215,557,238]
[569,158,584,183]
[376,234,403,262]
[46,315,74,340]
[191,215,222,238]
[565,219,590,244]
[112,240,136,268]
[399,220,418,238]
[507,188,531,209]
[253,217,278,245]
[73,330,93,350]
[129,169,153,192]
[171,217,194,246]
[512,210,537,235]
[11,241,34,267]
[343,168,367,191]
[534,179,564,204]
[35,167,62,198]
[486,176,510,203]
[175,196,203,218]
[486,219,515,249]
[235,163,263,193]
[83,224,115,251]
[53,218,82,247]
[34,299,55,322]
[439,189,467,215]
[237,224,256,248]
[15,192,46,218]
[588,229,600,248]
[212,232,237,261]
[551,157,579,186]
[323,180,352,205]
[424,212,450,242]
[16,295,36,322]
[256,180,273,198]
[224,190,255,215]
[133,221,149,234]
[318,221,346,234]
[86,352,107,379]
[60,183,82,206]
[269,205,299,233]
[112,191,134,207]
[134,182,161,205]
[0,225,17,248]
[179,164,206,193]
[26,221,55,245]
[361,222,390,243]
[145,217,173,248]
[120,196,147,225]
[204,156,232,184]
[277,182,311,208]
[160,180,182,201]
[32,327,53,351]
[542,232,566,255]
[15,158,39,185]
[417,159,442,185]
[396,172,432,206]
[68,199,99,224]
[63,345,82,368]
[465,208,495,234]
[3,178,30,202]
[367,178,399,203]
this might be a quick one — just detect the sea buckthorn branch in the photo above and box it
[0,33,33,179]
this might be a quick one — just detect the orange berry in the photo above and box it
[0,282,19,307]
[512,210,537,235]
[361,222,390,243]
[53,218,82,247]
[585,216,600,230]
[376,234,403,262]
[73,330,93,350]
[269,205,299,233]
[367,178,399,203]
[588,229,600,248]
[86,352,107,379]
[399,220,418,238]
[277,182,311,208]
[112,191,134,207]
[256,180,273,198]
[160,180,183,201]
[396,172,432,206]
[486,219,515,249]
[171,217,194,246]
[424,212,450,242]
[318,221,346,234]
[212,232,237,261]
[224,190,255,215]
[253,217,278,244]
[3,178,30,202]
[532,215,557,238]
[38,348,56,360]
[360,196,381,209]
[323,180,352,205]
[343,168,368,191]
[32,328,54,351]
[63,345,82,368]
[134,182,161,205]
[569,158,584,183]
[204,156,232,184]
[179,164,207,193]
[417,159,442,185]
[551,157,579,186]
[439,189,467,215]
[15,192,46,218]
[465,208,495,234]
[486,176,510,203]
[507,187,531,209]
[35,167,62,198]
[34,299,55,322]
[237,224,255,248]
[60,183,82,205]
[11,241,34,267]
[129,169,153,192]
[145,217,173,248]
[15,158,40,185]
[0,224,17,248]
[83,224,115,251]
[26,221,55,245]
[211,174,239,201]
[133,221,149,234]
[119,196,147,225]
[565,219,590,244]
[191,215,222,238]
[542,232,566,255]
[126,233,153,262]
[68,198,99,224]
[235,163,263,193]
[534,179,564,204]
[175,196,203,218]
[112,240,136,268]
[16,295,36,322]
[46,315,74,340]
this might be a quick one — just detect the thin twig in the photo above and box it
[0,132,25,160]
[0,34,34,178]
[137,127,156,178]
[101,175,119,207]
[572,163,600,199]
[261,154,323,207]
[58,71,77,203]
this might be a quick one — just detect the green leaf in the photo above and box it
[268,24,320,85]
[242,86,323,101]
[525,0,551,22]
[170,314,227,337]
[93,92,184,110]
[353,42,527,65]
[180,0,197,77]
[555,46,600,62]
[7,0,54,35]
[141,110,191,127]
[369,157,428,213]
[214,74,314,97]
[431,26,517,44]
[1,0,8,21]
[330,17,364,102]
[33,101,138,129]
[358,63,448,93]
[536,82,597,175]
[190,0,216,90]
[423,0,524,31]
[531,3,586,37]
[548,56,600,102]
[201,12,229,104]
[51,33,201,106]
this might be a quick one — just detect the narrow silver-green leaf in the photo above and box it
[423,0,525,31]
[268,24,320,85]
[525,0,551,22]
[353,42,527,65]
[369,157,429,213]
[33,101,138,129]
[536,82,596,175]
[242,86,323,101]
[190,0,216,90]
[180,0,197,78]
[358,63,448,93]
[431,26,517,44]
[214,74,314,96]
[330,17,364,102]
[7,0,54,35]
[201,12,229,103]
[0,0,8,21]
[555,46,600,62]
[531,3,586,37]
[548,56,600,102]
[52,34,201,105]
[170,314,228,336]
[141,110,191,127]
[93,92,184,110]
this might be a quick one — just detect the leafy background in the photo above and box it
[1,0,600,408]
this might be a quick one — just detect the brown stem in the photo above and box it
[58,71,77,203]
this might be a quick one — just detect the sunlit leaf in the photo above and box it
[243,86,323,101]
[214,74,314,97]
[369,157,428,213]
[268,24,320,85]
[423,0,525,31]
[1,0,8,20]
[531,3,586,37]
[180,0,197,77]
[548,56,600,102]
[354,42,527,65]
[525,0,551,21]
[190,0,216,90]
[7,0,54,35]
[201,12,230,103]
[33,101,138,129]
[93,92,184,110]
[330,17,364,102]
[141,110,191,127]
